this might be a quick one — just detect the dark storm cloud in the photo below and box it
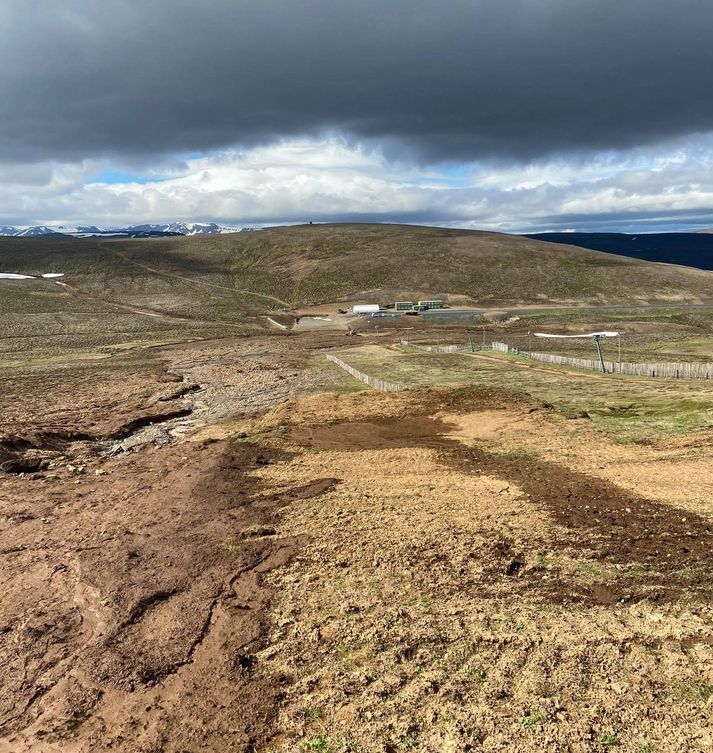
[2,0,713,164]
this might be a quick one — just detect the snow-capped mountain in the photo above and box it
[13,226,66,237]
[0,225,87,237]
[0,222,251,237]
[126,222,246,235]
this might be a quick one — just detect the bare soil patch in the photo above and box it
[292,416,455,451]
[0,334,350,752]
[0,436,339,752]
[255,398,713,752]
[291,403,712,605]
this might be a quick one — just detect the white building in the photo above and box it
[352,304,380,315]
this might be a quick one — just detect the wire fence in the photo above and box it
[325,354,406,391]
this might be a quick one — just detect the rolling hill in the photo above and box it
[4,223,713,365]
[3,224,713,320]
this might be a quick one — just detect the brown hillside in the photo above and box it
[2,224,712,319]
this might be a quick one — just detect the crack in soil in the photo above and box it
[116,588,180,631]
[108,408,194,440]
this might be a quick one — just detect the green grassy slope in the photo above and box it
[339,344,713,437]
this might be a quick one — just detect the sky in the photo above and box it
[2,0,713,232]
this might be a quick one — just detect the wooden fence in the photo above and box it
[325,354,405,391]
[404,337,713,380]
[527,350,713,379]
[399,339,486,353]
[330,341,713,386]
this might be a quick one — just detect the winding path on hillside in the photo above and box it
[51,279,249,330]
[105,245,291,307]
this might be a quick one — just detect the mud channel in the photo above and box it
[0,437,339,752]
[0,333,349,752]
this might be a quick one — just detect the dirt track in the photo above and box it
[107,245,292,307]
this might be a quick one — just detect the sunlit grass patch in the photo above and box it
[331,344,713,438]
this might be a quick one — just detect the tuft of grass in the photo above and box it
[299,705,323,723]
[672,682,713,702]
[580,563,615,580]
[520,711,548,732]
[464,666,487,683]
[611,432,650,446]
[301,738,329,752]
[217,537,240,554]
[598,732,620,748]
[677,567,696,580]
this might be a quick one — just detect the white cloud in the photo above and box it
[4,134,713,232]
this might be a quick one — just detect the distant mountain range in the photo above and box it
[525,232,713,271]
[0,222,253,238]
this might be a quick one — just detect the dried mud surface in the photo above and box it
[0,334,345,752]
[0,436,339,752]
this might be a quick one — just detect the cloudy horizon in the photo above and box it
[3,0,713,233]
